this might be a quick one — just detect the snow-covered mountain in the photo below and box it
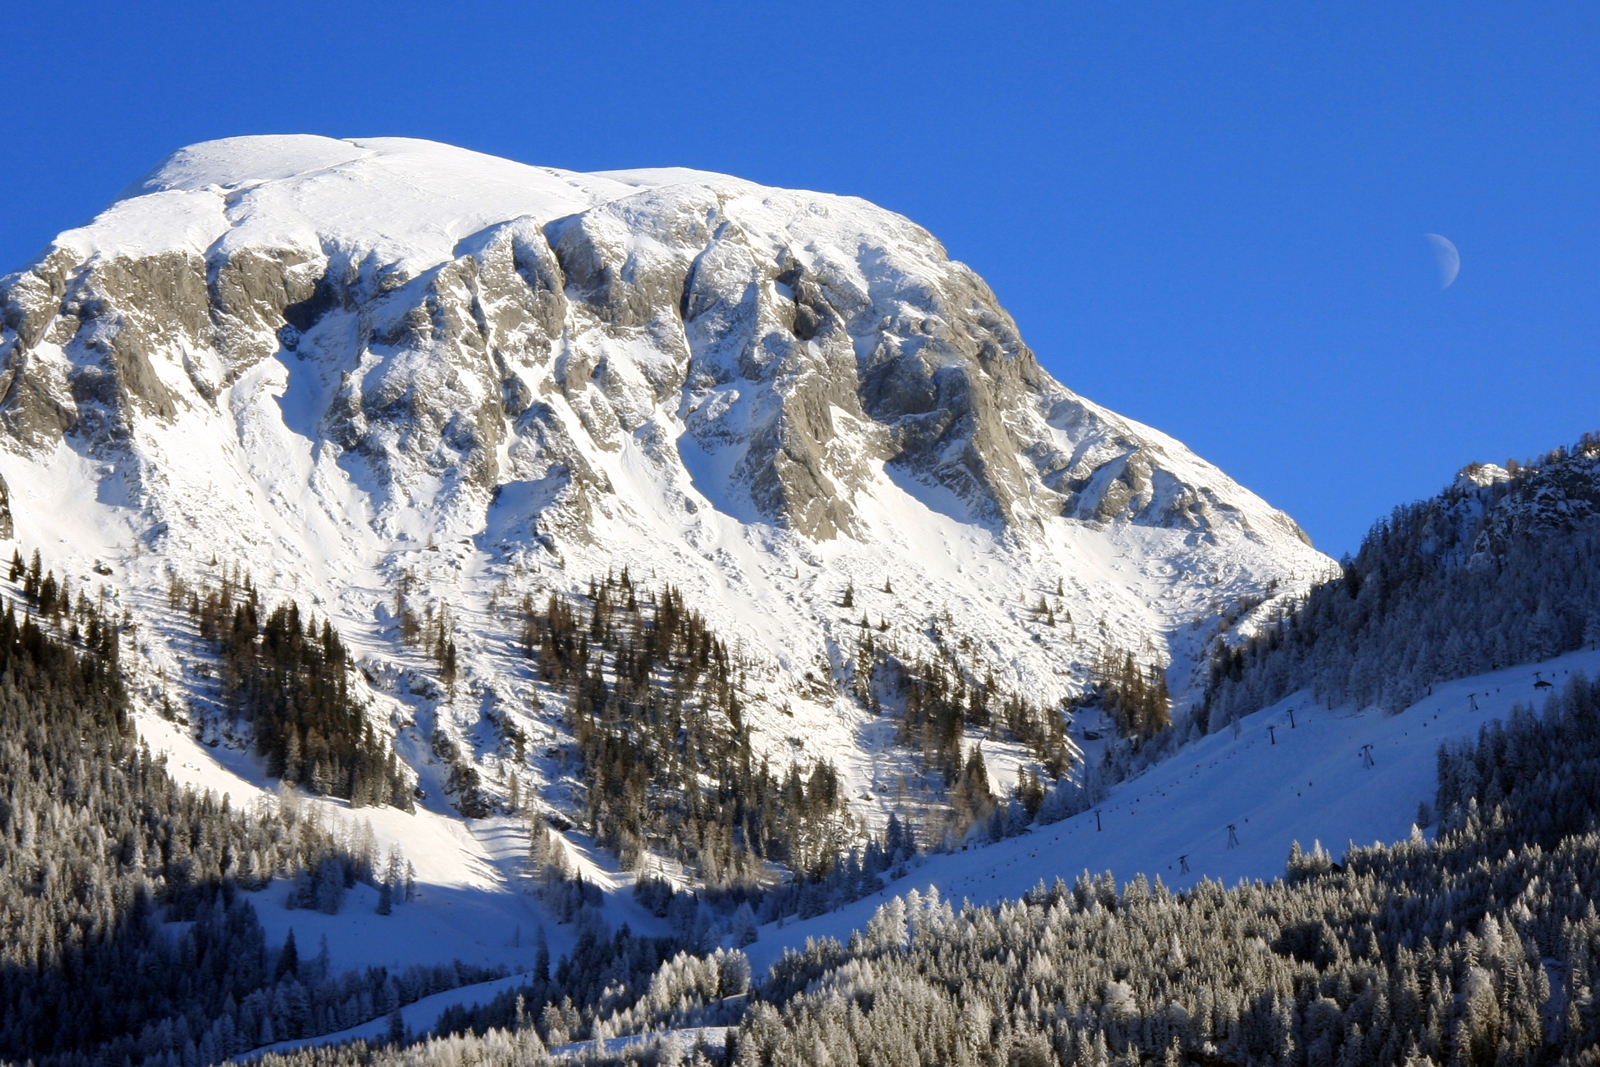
[0,135,1332,827]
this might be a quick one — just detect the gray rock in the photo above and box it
[0,149,1314,559]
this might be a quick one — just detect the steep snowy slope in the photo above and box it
[0,135,1332,839]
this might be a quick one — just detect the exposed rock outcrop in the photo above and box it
[0,141,1315,555]
[0,137,1332,766]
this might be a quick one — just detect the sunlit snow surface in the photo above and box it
[0,134,1363,1043]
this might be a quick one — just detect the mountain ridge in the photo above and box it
[0,134,1332,838]
[14,135,1600,1067]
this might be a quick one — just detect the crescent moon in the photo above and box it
[1423,233,1460,289]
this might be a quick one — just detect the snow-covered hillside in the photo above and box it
[745,648,1600,973]
[0,135,1330,857]
[143,616,1598,1056]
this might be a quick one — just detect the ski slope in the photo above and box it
[745,647,1600,973]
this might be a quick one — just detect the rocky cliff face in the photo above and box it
[0,136,1332,814]
[1,138,1315,545]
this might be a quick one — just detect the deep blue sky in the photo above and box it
[5,3,1597,557]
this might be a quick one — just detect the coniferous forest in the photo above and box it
[1205,434,1600,727]
[517,570,856,885]
[174,570,412,809]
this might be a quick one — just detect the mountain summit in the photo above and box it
[0,135,1330,820]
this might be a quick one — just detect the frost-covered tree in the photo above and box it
[1207,433,1600,726]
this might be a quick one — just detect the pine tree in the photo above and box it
[275,929,300,979]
